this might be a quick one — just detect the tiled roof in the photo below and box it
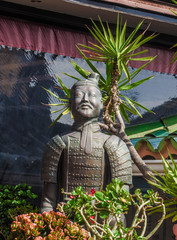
[126,114,177,156]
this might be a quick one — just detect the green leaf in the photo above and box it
[90,18,108,44]
[61,72,83,82]
[88,18,117,55]
[121,33,143,56]
[121,102,137,115]
[118,56,156,85]
[119,76,153,91]
[115,15,120,51]
[121,60,131,81]
[172,0,177,5]
[172,214,177,222]
[119,103,130,123]
[51,108,65,114]
[43,102,68,106]
[42,87,61,100]
[120,20,143,51]
[126,49,148,58]
[76,46,106,84]
[49,107,70,127]
[78,44,107,57]
[121,96,142,117]
[119,94,154,114]
[165,211,177,219]
[130,33,158,54]
[171,9,177,16]
[95,191,104,201]
[129,56,155,61]
[99,210,110,219]
[56,75,71,97]
[70,60,89,79]
[119,20,127,48]
[98,16,116,52]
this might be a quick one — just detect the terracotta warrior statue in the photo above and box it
[41,72,132,212]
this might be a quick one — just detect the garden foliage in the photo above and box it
[148,152,177,222]
[61,178,165,240]
[0,183,38,239]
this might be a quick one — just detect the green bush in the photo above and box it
[0,183,38,239]
[62,178,165,240]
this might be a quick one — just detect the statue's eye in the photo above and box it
[90,92,96,97]
[75,92,82,97]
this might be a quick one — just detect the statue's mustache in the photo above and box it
[77,103,93,109]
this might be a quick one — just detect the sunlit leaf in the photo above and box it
[70,60,90,79]
[42,87,68,102]
[121,102,137,115]
[56,75,71,97]
[76,46,106,84]
[61,72,82,82]
[119,103,130,123]
[122,97,154,114]
[120,20,143,51]
[119,76,153,90]
[121,97,142,118]
[49,107,70,127]
[121,61,131,81]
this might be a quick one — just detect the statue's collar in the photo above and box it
[72,118,100,133]
[72,118,100,155]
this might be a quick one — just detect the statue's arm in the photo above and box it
[40,182,58,213]
[40,135,66,212]
[104,135,132,191]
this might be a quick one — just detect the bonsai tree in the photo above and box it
[43,15,157,180]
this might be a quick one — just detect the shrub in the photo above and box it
[11,211,92,240]
[62,178,166,240]
[0,183,38,239]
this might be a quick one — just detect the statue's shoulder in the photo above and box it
[41,135,66,183]
[60,130,80,145]
[47,134,66,150]
[104,134,132,185]
[104,134,129,152]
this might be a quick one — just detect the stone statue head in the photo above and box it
[70,73,103,121]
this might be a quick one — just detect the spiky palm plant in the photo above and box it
[44,15,157,179]
[148,152,177,222]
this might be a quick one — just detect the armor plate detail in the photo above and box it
[104,135,132,185]
[41,135,66,183]
[67,136,104,192]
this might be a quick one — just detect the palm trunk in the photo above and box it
[108,61,153,181]
[116,110,153,181]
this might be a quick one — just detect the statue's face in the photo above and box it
[70,84,103,120]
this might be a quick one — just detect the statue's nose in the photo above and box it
[82,92,89,101]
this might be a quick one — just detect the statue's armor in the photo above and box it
[104,135,132,185]
[65,134,105,192]
[41,135,65,183]
[41,73,132,213]
[41,130,132,203]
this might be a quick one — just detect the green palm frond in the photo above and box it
[148,152,177,222]
[78,15,157,81]
[42,75,71,125]
[42,15,156,124]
